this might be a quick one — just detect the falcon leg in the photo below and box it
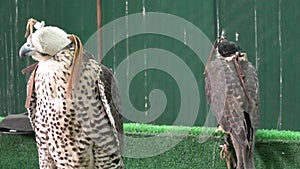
[230,135,244,169]
[220,144,231,169]
[219,140,237,169]
[37,146,57,169]
[216,126,237,168]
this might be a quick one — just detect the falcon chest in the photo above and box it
[34,50,77,137]
[33,50,94,167]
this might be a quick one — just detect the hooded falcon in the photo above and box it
[205,37,259,169]
[19,19,124,169]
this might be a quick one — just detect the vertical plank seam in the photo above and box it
[254,0,259,71]
[15,0,20,114]
[142,0,148,116]
[9,13,14,115]
[277,0,283,130]
[4,32,8,115]
[112,0,117,72]
[125,0,130,89]
[215,0,220,37]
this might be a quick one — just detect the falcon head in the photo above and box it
[19,26,72,61]
[215,37,247,61]
[216,37,241,57]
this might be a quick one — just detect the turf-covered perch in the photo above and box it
[1,123,300,169]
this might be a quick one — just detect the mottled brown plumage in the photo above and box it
[19,20,124,169]
[205,38,259,169]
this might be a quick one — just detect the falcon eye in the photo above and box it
[39,52,50,56]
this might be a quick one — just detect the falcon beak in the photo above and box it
[19,41,36,58]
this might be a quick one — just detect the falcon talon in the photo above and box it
[219,143,237,169]
[219,144,228,159]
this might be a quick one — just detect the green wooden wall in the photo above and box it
[0,0,97,115]
[0,0,299,131]
[216,0,300,130]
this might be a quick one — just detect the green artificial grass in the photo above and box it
[124,123,300,141]
[1,122,300,169]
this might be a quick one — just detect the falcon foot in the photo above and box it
[215,126,225,134]
[219,144,236,169]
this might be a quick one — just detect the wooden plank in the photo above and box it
[281,0,300,130]
[255,0,282,129]
[101,0,215,126]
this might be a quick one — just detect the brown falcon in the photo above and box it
[19,19,124,168]
[205,37,259,169]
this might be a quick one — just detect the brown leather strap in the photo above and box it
[66,34,83,99]
[21,62,39,75]
[25,64,38,108]
[24,18,37,38]
[232,54,252,102]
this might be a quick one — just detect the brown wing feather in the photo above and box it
[205,58,259,146]
[205,57,259,168]
[205,58,231,131]
[82,50,124,153]
[100,65,124,153]
[240,61,259,132]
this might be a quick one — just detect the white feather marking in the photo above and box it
[235,32,239,41]
[221,29,226,38]
[98,78,116,129]
[224,56,235,62]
